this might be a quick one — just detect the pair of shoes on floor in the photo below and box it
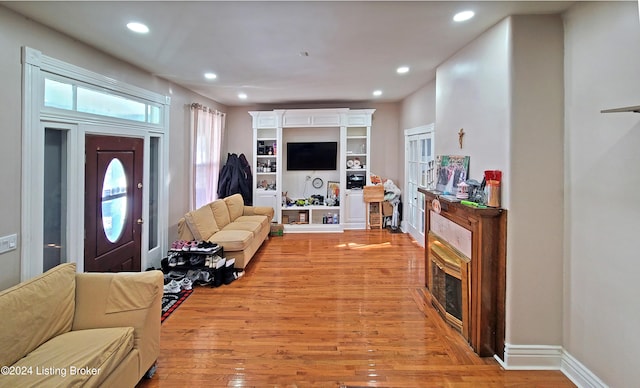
[206,256,227,287]
[193,241,218,253]
[181,240,215,252]
[168,251,193,267]
[189,255,206,266]
[180,277,193,291]
[173,240,219,253]
[163,280,181,293]
[170,240,189,251]
[165,270,185,282]
[181,241,198,252]
[222,258,237,285]
[163,277,192,293]
[185,269,200,283]
[195,269,213,285]
[167,251,180,267]
[205,255,224,269]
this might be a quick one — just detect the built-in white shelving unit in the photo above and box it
[249,108,375,233]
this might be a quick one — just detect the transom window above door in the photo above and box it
[44,76,162,125]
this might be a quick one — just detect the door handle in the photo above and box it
[137,218,144,225]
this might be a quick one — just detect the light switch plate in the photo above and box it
[0,234,18,254]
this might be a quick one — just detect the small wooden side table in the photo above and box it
[363,185,384,229]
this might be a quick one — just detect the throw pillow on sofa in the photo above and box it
[184,205,220,241]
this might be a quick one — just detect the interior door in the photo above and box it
[404,129,434,246]
[85,135,143,272]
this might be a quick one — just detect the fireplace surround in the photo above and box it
[419,188,507,359]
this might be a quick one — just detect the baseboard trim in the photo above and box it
[499,344,607,388]
[501,343,563,370]
[561,350,608,388]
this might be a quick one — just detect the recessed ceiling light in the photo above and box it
[453,10,475,22]
[204,72,217,80]
[372,90,383,97]
[238,93,248,100]
[396,66,410,74]
[126,22,149,34]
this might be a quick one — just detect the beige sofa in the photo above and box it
[0,263,163,388]
[177,193,274,269]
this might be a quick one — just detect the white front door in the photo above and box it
[404,125,435,246]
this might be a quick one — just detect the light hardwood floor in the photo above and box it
[137,230,575,387]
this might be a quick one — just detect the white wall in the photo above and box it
[224,102,401,187]
[0,6,226,289]
[508,14,564,347]
[564,2,640,386]
[400,79,436,131]
[436,18,511,192]
[435,14,565,359]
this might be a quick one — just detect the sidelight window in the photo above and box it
[43,128,68,272]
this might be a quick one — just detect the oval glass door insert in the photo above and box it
[101,158,127,242]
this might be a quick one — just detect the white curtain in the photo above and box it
[189,103,225,210]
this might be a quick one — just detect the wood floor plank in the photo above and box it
[137,230,574,387]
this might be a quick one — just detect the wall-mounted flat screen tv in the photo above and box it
[286,142,338,171]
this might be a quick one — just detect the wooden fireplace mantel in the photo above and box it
[418,188,507,359]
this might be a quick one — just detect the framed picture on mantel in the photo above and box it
[435,155,470,195]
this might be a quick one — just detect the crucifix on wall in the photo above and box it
[458,128,465,149]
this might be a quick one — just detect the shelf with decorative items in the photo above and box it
[256,157,276,172]
[281,204,342,233]
[251,117,282,215]
[256,133,278,179]
[250,108,374,232]
[345,127,368,175]
[342,123,371,229]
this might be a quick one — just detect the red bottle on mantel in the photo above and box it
[484,170,502,208]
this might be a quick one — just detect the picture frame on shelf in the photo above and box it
[327,181,340,201]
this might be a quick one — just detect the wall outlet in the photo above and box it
[0,234,18,254]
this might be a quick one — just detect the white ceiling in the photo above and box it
[2,1,574,106]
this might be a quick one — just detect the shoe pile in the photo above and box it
[170,240,219,253]
[162,257,243,288]
[162,240,242,290]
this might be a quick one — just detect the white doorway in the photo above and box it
[404,124,435,246]
[21,47,169,280]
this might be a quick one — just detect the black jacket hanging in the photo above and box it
[217,153,253,205]
[238,153,253,205]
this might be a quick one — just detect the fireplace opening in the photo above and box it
[446,274,462,321]
[428,232,470,339]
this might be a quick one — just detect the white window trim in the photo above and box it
[21,46,170,280]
